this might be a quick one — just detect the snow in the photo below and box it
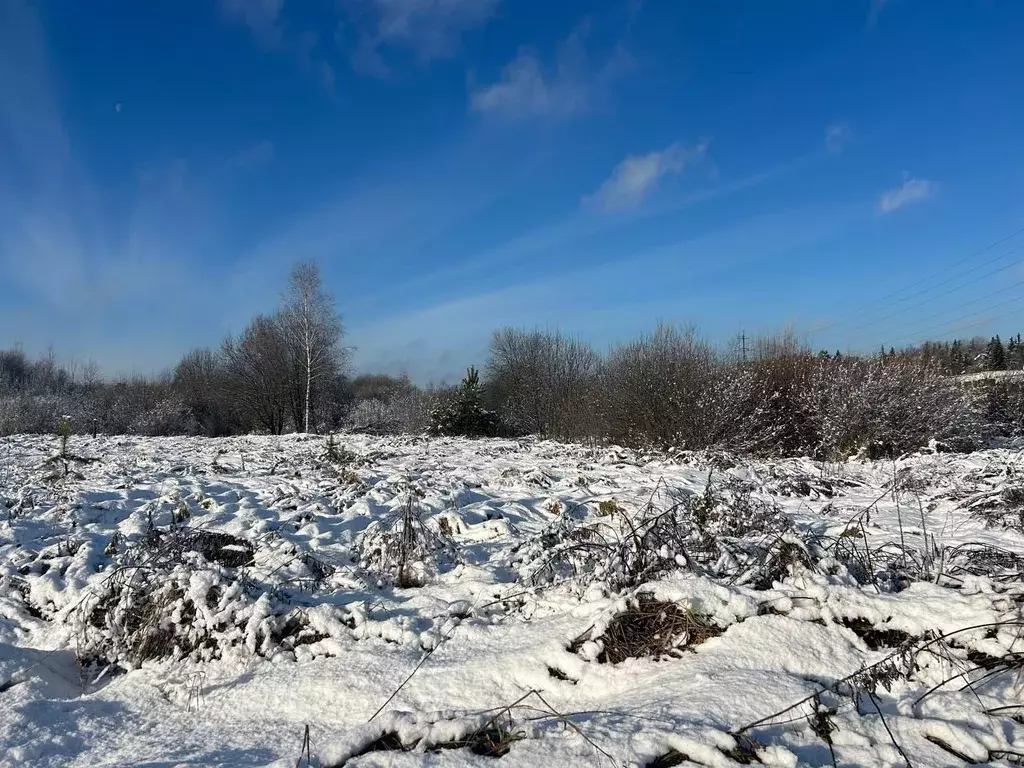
[1,432,1024,766]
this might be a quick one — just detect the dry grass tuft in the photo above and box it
[578,594,723,664]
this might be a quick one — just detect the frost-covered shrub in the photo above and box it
[0,394,69,435]
[599,324,717,450]
[804,357,977,458]
[515,479,795,592]
[130,395,198,436]
[350,397,399,433]
[349,388,438,435]
[706,360,817,456]
[388,387,437,434]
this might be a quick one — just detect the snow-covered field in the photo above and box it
[3,433,1024,767]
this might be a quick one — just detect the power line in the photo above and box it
[873,224,1024,303]
[814,224,1024,336]
[879,276,1024,338]
[838,245,1024,335]
[890,290,1024,348]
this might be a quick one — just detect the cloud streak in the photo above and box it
[471,26,630,120]
[867,0,890,28]
[349,204,861,382]
[0,1,235,374]
[230,140,275,169]
[878,174,936,214]
[219,0,284,48]
[825,122,848,154]
[346,0,498,77]
[585,141,709,211]
[370,0,497,58]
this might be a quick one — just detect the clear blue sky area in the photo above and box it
[2,0,1023,382]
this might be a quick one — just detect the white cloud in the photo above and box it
[222,3,341,96]
[345,0,498,75]
[220,0,284,48]
[470,27,629,119]
[349,205,857,383]
[584,141,709,212]
[371,0,497,58]
[878,174,936,214]
[825,122,847,154]
[230,140,275,169]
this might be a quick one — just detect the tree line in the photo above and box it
[415,325,1024,458]
[4,263,1024,459]
[893,334,1024,374]
[1,262,350,437]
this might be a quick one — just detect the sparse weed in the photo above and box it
[356,488,458,588]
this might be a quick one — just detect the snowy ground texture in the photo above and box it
[4,434,1024,767]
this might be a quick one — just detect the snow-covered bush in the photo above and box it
[804,356,978,458]
[704,358,818,456]
[599,324,717,450]
[388,387,437,433]
[0,394,68,436]
[350,397,399,433]
[356,492,457,587]
[129,394,198,436]
[516,478,799,592]
[979,379,1024,437]
[349,389,440,435]
[75,526,348,667]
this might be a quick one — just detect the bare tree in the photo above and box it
[280,261,345,433]
[221,315,292,434]
[601,324,716,449]
[486,328,600,439]
[173,347,234,436]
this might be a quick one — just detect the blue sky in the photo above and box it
[2,0,1023,383]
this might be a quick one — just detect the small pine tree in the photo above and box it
[428,366,500,437]
[987,335,1007,370]
[57,415,72,460]
[950,339,965,373]
[1009,335,1022,369]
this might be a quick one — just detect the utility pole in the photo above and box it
[740,332,747,363]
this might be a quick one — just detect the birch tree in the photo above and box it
[280,261,344,433]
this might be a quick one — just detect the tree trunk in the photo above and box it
[304,346,312,433]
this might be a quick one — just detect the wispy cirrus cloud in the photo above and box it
[470,26,631,120]
[878,174,936,214]
[584,140,709,212]
[825,122,849,154]
[0,0,231,373]
[230,140,275,169]
[222,1,340,95]
[369,0,497,58]
[346,0,499,77]
[349,204,861,383]
[219,0,284,48]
